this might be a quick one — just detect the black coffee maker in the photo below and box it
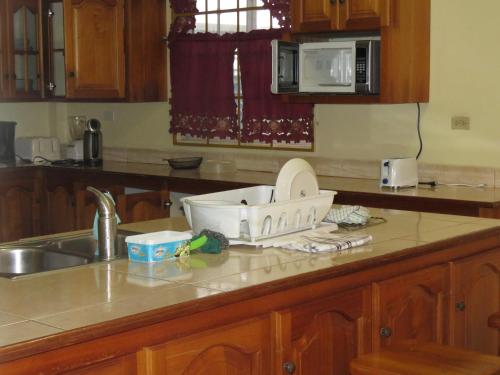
[83,119,103,166]
[0,121,16,165]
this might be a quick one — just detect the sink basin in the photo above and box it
[0,230,136,279]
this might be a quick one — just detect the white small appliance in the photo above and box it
[65,139,84,160]
[15,137,61,163]
[380,158,418,188]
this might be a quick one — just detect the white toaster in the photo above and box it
[380,158,418,188]
[15,137,61,163]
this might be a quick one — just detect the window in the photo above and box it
[171,0,314,151]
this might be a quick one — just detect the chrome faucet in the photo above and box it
[86,186,117,261]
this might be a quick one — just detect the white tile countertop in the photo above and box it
[0,208,498,348]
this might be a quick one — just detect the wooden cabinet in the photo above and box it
[64,0,125,99]
[373,266,448,350]
[116,189,171,224]
[274,287,371,375]
[288,0,430,104]
[141,317,271,374]
[292,0,390,33]
[62,354,137,375]
[0,169,40,242]
[450,249,500,355]
[42,170,76,234]
[3,0,43,99]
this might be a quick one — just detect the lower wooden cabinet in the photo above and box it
[140,317,271,374]
[62,354,137,375]
[273,287,371,375]
[117,189,171,224]
[373,266,448,350]
[0,169,40,242]
[450,249,500,355]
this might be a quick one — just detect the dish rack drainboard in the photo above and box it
[181,185,336,242]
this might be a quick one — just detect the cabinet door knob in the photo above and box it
[380,327,392,338]
[68,71,75,78]
[330,0,337,4]
[339,0,345,4]
[456,301,466,311]
[283,361,296,374]
[163,199,172,208]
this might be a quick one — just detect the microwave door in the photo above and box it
[299,41,356,93]
[271,40,300,94]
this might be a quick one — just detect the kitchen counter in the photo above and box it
[0,208,499,362]
[2,161,500,221]
[44,161,500,216]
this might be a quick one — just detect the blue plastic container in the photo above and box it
[125,231,192,263]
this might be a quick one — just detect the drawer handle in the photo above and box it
[456,301,466,311]
[283,361,296,374]
[380,327,392,338]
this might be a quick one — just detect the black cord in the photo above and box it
[416,102,422,159]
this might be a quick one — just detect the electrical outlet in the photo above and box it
[451,116,470,130]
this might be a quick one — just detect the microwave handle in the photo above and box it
[318,83,352,87]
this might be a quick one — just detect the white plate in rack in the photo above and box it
[274,158,319,202]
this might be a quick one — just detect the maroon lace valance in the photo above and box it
[238,31,313,144]
[262,0,292,29]
[169,0,198,35]
[169,33,238,139]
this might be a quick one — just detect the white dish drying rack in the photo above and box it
[181,185,336,242]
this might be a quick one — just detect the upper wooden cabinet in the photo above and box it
[288,0,430,104]
[64,0,125,99]
[3,0,43,99]
[0,0,166,101]
[292,0,390,33]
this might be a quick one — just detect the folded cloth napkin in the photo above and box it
[324,205,370,225]
[280,233,373,253]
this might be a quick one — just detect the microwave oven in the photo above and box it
[271,38,380,94]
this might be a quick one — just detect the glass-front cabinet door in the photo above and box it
[5,0,42,98]
[44,0,65,98]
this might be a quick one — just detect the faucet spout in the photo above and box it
[86,186,117,261]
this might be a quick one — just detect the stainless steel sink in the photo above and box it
[0,230,136,279]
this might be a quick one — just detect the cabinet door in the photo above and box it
[64,0,125,99]
[62,354,136,375]
[4,0,43,99]
[373,266,448,350]
[274,288,371,375]
[450,250,500,355]
[339,0,390,30]
[291,0,336,33]
[141,317,271,374]
[0,185,39,242]
[116,189,170,224]
[44,184,76,234]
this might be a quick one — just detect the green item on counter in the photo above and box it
[174,230,229,257]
